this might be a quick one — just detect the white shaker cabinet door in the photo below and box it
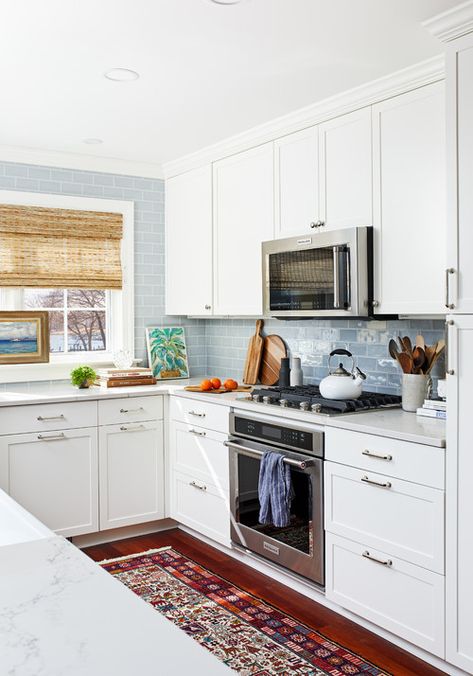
[165,165,213,316]
[446,316,473,672]
[5,427,98,537]
[274,127,319,238]
[372,82,446,315]
[213,143,274,315]
[99,421,164,530]
[319,108,372,231]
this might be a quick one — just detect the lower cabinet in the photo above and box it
[99,421,164,530]
[2,427,98,537]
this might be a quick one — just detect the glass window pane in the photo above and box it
[49,311,65,353]
[67,310,106,352]
[24,288,64,309]
[67,289,106,309]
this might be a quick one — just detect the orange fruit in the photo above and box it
[211,377,221,390]
[200,379,213,391]
[224,378,238,391]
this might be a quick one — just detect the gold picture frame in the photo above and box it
[0,311,50,364]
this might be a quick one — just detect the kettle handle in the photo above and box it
[328,349,355,375]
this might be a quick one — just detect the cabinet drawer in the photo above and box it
[170,396,229,434]
[170,421,229,490]
[0,401,97,436]
[325,427,444,489]
[171,470,230,546]
[326,533,444,656]
[325,462,444,573]
[98,396,163,425]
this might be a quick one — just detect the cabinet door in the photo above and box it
[372,83,446,315]
[446,36,473,312]
[165,165,213,315]
[4,427,98,537]
[275,127,319,238]
[446,315,473,672]
[213,143,274,315]
[319,108,372,231]
[99,421,164,530]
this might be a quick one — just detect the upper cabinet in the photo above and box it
[372,82,446,316]
[165,165,213,316]
[275,108,372,239]
[213,143,274,316]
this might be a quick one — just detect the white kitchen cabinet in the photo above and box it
[446,315,473,672]
[99,421,164,530]
[274,127,319,238]
[372,82,446,315]
[213,143,274,315]
[165,165,213,316]
[4,427,98,537]
[319,108,372,231]
[169,421,229,490]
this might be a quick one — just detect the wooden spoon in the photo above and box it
[398,352,413,374]
[402,336,413,357]
[424,342,437,371]
[412,346,426,374]
[425,340,446,375]
[388,339,401,362]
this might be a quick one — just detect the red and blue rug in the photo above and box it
[100,547,390,675]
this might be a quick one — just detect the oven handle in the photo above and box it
[224,440,314,470]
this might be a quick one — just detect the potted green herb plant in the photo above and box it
[71,365,97,389]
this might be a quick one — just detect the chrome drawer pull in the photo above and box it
[120,407,144,414]
[188,410,206,418]
[120,424,145,432]
[362,551,392,567]
[189,429,206,437]
[37,414,65,421]
[37,433,65,441]
[362,449,392,461]
[361,475,392,488]
[189,480,207,491]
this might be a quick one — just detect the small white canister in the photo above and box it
[290,357,303,386]
[402,373,429,412]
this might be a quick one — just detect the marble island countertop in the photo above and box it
[0,490,230,676]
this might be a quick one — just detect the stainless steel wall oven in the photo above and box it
[227,411,324,586]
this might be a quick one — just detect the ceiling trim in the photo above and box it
[163,55,445,179]
[423,0,473,42]
[0,145,164,179]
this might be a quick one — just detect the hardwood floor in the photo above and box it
[84,528,446,676]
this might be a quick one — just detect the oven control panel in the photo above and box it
[233,415,320,454]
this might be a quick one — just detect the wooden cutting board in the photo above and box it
[259,335,287,385]
[184,386,252,394]
[243,319,264,385]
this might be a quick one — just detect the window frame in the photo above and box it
[0,190,134,383]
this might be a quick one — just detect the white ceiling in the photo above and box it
[0,0,458,172]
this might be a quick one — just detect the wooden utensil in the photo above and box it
[398,351,414,374]
[425,340,446,375]
[259,335,287,385]
[415,335,425,351]
[402,336,413,357]
[243,319,264,385]
[424,342,437,371]
[388,338,400,362]
[412,346,425,374]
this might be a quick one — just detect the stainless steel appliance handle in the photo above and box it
[224,440,313,470]
[37,433,65,441]
[362,550,392,567]
[362,449,392,461]
[333,246,340,309]
[37,414,65,421]
[361,474,392,488]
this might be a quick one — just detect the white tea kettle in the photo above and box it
[319,349,367,400]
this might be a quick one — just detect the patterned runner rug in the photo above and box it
[100,547,391,676]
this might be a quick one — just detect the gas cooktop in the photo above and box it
[249,385,401,415]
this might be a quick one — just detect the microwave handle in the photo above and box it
[333,246,349,309]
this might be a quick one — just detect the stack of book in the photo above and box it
[95,368,157,388]
[416,398,446,420]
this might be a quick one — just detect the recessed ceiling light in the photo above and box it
[104,68,140,82]
[83,138,103,145]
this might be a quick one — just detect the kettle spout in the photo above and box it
[353,366,367,386]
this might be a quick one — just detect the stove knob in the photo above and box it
[251,393,262,403]
[279,399,289,408]
[311,403,322,413]
[262,396,272,405]
[299,401,310,411]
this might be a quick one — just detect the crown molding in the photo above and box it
[0,145,164,179]
[423,0,473,42]
[162,56,445,179]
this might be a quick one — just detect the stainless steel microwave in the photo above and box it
[262,226,372,318]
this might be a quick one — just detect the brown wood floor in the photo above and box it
[83,528,446,676]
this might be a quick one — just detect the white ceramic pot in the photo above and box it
[402,374,428,412]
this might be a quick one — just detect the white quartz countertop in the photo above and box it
[0,489,230,676]
[173,389,446,448]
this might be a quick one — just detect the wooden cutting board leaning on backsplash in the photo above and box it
[259,335,287,385]
[243,319,264,385]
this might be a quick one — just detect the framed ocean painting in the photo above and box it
[146,326,189,380]
[0,311,50,364]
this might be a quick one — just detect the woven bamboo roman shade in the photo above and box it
[0,204,123,289]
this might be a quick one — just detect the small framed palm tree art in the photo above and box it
[145,326,189,380]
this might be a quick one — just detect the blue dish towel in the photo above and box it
[258,451,293,528]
